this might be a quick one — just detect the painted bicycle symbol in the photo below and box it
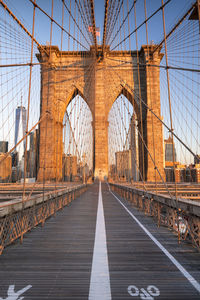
[0,285,32,300]
[128,285,160,299]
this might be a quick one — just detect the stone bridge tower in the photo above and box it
[37,45,165,181]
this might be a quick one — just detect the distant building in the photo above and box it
[164,136,177,163]
[109,164,116,178]
[115,150,132,181]
[11,151,19,167]
[26,130,39,178]
[164,162,200,183]
[63,154,77,181]
[164,161,179,182]
[0,153,12,182]
[0,141,8,153]
[14,105,26,163]
[77,161,90,179]
[84,163,90,177]
[194,155,200,164]
[11,167,18,183]
[164,136,178,182]
[130,114,139,181]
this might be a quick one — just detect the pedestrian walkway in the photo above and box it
[0,182,200,299]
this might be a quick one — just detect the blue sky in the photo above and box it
[1,0,199,165]
[3,0,196,50]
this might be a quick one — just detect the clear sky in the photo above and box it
[2,0,195,50]
[0,0,199,165]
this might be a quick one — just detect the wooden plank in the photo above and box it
[0,184,98,299]
[102,183,200,299]
[0,182,200,299]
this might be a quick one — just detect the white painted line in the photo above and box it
[108,185,200,295]
[89,181,112,300]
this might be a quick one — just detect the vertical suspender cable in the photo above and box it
[89,0,97,51]
[42,0,54,199]
[134,1,145,181]
[22,0,36,202]
[144,0,158,193]
[102,0,109,52]
[21,0,36,244]
[68,0,71,50]
[161,0,179,241]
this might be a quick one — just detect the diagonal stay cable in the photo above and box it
[113,67,199,161]
[75,0,94,45]
[99,58,200,162]
[106,0,123,45]
[106,66,174,199]
[106,56,200,73]
[0,0,48,55]
[109,0,137,48]
[111,0,172,50]
[152,1,197,54]
[89,0,97,51]
[62,0,91,47]
[102,0,109,50]
[28,0,89,50]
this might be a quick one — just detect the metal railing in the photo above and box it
[110,183,200,250]
[0,184,87,255]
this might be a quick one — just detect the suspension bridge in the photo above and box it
[0,0,200,299]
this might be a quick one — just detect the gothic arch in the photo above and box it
[54,86,92,124]
[107,85,139,121]
[37,45,164,181]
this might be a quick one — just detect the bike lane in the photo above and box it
[102,182,200,300]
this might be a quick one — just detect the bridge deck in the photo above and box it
[0,182,82,203]
[0,182,200,299]
[114,182,200,201]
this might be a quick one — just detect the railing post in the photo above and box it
[157,203,161,227]
[130,190,133,204]
[133,191,136,206]
[20,211,24,244]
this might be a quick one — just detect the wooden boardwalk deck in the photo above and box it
[0,182,200,299]
[0,182,82,203]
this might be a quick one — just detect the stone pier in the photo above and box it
[37,45,165,181]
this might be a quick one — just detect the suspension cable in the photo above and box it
[152,2,197,54]
[109,0,137,48]
[62,0,91,47]
[28,0,89,50]
[89,0,97,50]
[102,0,109,51]
[111,0,172,50]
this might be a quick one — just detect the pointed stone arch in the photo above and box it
[55,86,92,125]
[107,85,139,121]
[37,45,165,181]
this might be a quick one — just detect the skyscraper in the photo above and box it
[130,114,138,181]
[14,105,26,162]
[164,136,177,162]
[0,141,8,153]
[26,130,39,178]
